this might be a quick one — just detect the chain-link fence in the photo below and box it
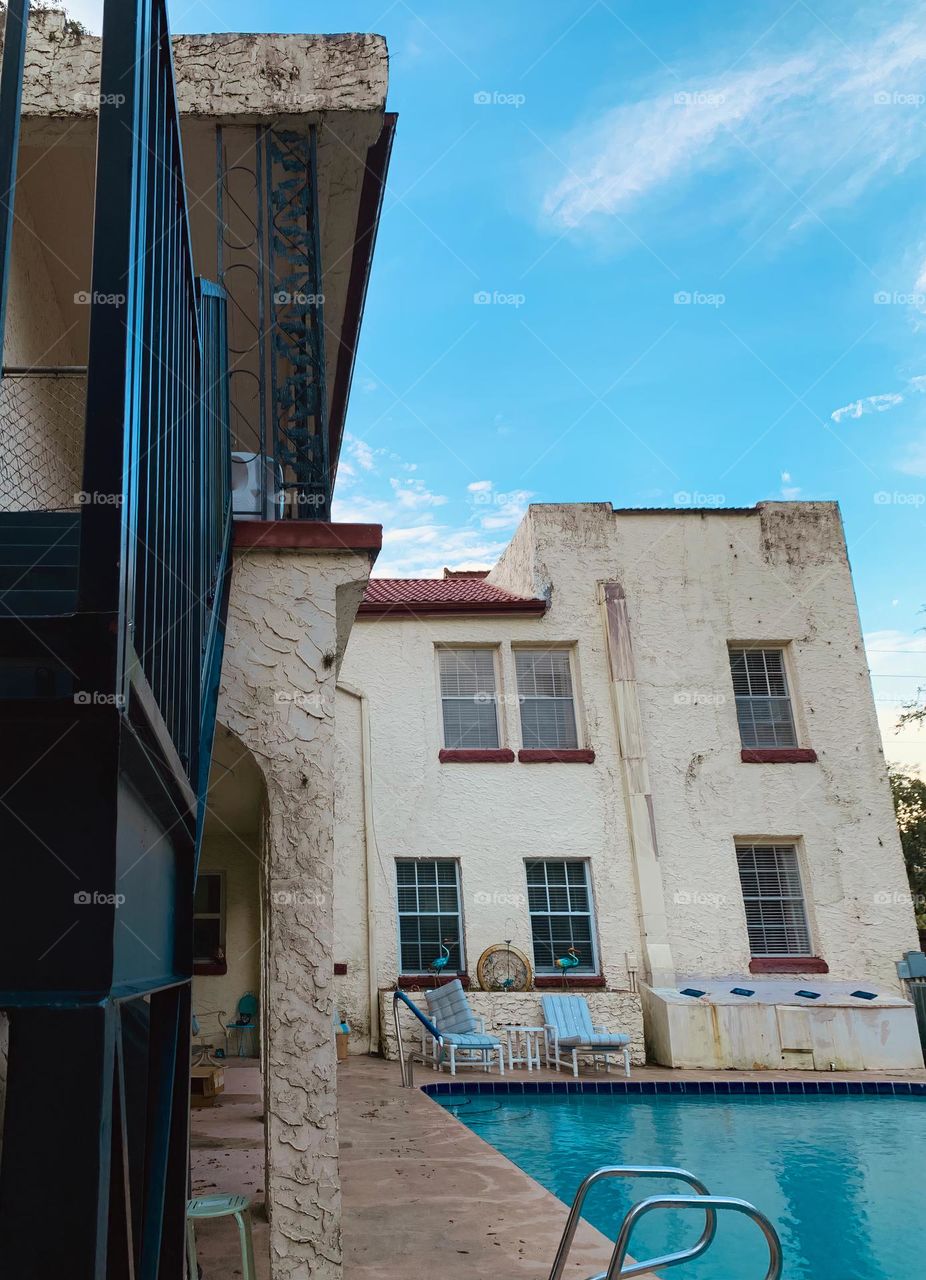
[0,368,87,512]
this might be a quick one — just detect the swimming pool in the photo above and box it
[433,1086,924,1279]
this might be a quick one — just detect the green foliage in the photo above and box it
[889,763,926,927]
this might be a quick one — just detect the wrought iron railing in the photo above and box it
[0,367,86,511]
[82,0,231,782]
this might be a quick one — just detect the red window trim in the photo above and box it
[397,973,471,990]
[741,748,817,764]
[438,748,515,763]
[518,748,595,764]
[534,975,607,989]
[749,956,829,974]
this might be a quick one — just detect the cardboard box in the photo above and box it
[191,1064,225,1107]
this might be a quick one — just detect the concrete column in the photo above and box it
[219,544,375,1280]
[600,582,675,987]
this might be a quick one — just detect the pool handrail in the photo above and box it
[392,988,444,1087]
[606,1193,783,1280]
[548,1166,716,1280]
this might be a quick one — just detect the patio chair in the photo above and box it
[425,979,505,1076]
[541,994,631,1078]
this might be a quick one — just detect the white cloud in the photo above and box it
[345,434,377,472]
[542,11,926,234]
[467,479,493,492]
[389,477,448,509]
[780,471,801,500]
[831,392,904,423]
[896,437,926,477]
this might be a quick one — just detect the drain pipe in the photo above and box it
[337,681,380,1053]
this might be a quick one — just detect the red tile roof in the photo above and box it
[358,577,547,616]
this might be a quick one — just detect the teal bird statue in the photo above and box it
[556,946,580,987]
[429,938,453,983]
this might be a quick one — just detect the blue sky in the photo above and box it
[69,0,926,766]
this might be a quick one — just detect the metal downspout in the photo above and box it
[337,681,380,1053]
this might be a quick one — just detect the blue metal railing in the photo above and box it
[392,989,444,1086]
[81,0,231,785]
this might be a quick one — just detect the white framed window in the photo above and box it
[193,871,226,965]
[514,648,579,749]
[396,859,464,974]
[728,647,798,748]
[525,859,597,973]
[736,842,812,956]
[438,647,500,749]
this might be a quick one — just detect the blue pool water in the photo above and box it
[436,1092,924,1279]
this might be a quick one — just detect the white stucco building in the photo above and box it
[332,501,923,1071]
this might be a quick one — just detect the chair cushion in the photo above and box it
[541,994,596,1040]
[426,979,479,1035]
[559,1033,630,1048]
[442,1032,500,1047]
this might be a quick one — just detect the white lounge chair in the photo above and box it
[541,993,631,1077]
[425,979,505,1076]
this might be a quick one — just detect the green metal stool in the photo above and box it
[186,1193,256,1279]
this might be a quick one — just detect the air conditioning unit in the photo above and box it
[231,451,285,521]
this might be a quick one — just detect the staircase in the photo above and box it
[0,510,80,616]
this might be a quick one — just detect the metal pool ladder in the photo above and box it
[548,1165,783,1280]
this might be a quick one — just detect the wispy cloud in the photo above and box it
[831,392,905,423]
[542,9,926,235]
[780,470,801,500]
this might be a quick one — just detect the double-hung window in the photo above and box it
[526,859,596,973]
[193,871,226,966]
[736,842,812,956]
[396,859,464,974]
[438,648,499,749]
[729,647,798,748]
[514,649,579,749]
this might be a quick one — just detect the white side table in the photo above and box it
[501,1024,544,1071]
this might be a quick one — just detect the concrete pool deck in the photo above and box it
[190,1054,926,1278]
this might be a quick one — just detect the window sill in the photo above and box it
[534,975,606,989]
[518,748,595,764]
[749,956,829,974]
[398,973,470,990]
[438,748,515,763]
[741,748,817,764]
[193,960,227,976]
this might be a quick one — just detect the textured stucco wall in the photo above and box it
[10,11,387,120]
[334,502,917,1058]
[219,544,375,1280]
[380,989,645,1066]
[192,833,262,1050]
